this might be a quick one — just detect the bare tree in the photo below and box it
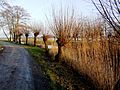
[41,25,52,53]
[0,3,13,41]
[49,9,79,61]
[0,5,30,42]
[73,20,83,41]
[15,24,27,44]
[24,25,30,45]
[30,22,41,46]
[91,0,120,36]
[0,21,9,40]
[43,34,50,53]
[12,6,30,42]
[91,0,120,89]
[0,0,9,9]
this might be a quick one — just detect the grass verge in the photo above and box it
[22,45,92,90]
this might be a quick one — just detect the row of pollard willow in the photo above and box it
[61,28,120,89]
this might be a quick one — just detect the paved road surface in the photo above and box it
[0,41,34,90]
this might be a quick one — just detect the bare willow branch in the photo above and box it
[92,0,120,35]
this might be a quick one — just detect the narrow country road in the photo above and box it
[0,41,34,90]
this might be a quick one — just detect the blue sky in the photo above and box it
[0,0,99,38]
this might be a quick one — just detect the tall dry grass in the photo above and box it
[46,8,120,89]
[59,22,120,89]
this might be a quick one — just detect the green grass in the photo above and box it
[22,45,88,90]
[23,46,65,90]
